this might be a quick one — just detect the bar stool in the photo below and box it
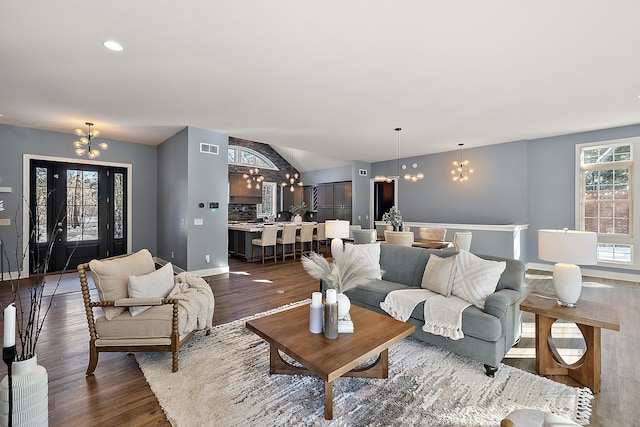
[251,225,278,263]
[276,223,297,261]
[295,223,315,258]
[313,223,327,254]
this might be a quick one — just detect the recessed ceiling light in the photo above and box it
[102,41,124,52]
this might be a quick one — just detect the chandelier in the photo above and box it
[451,143,474,182]
[73,122,108,159]
[375,128,423,183]
[243,168,264,189]
[281,149,303,192]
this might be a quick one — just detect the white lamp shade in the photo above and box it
[325,220,350,239]
[538,229,597,265]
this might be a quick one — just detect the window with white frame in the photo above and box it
[578,141,634,264]
[227,146,279,170]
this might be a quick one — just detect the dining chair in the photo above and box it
[419,227,447,241]
[453,231,472,252]
[313,222,327,254]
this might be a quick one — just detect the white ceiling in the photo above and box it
[2,1,640,172]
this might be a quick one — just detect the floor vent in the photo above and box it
[200,143,219,155]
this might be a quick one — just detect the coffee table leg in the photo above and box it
[324,380,333,420]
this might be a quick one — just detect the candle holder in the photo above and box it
[2,345,15,427]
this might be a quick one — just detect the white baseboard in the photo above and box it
[190,265,230,277]
[526,262,640,283]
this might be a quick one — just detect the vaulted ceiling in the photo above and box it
[2,1,639,171]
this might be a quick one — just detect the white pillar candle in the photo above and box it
[4,303,15,348]
[326,289,337,304]
[311,292,323,307]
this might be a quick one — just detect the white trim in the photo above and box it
[527,262,640,283]
[23,154,133,275]
[189,266,229,277]
[375,221,529,233]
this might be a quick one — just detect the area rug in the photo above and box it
[136,301,592,426]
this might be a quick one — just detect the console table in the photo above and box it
[520,292,620,392]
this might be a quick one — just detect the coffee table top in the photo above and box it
[246,304,415,382]
[520,292,620,331]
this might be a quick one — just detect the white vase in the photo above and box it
[336,293,351,319]
[293,214,302,223]
[0,354,48,426]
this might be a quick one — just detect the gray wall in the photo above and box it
[372,140,529,224]
[186,127,229,271]
[157,126,229,272]
[0,123,158,271]
[351,160,371,227]
[302,165,352,185]
[157,128,189,268]
[526,123,640,274]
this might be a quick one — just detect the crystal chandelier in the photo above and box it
[73,122,108,159]
[451,143,474,182]
[243,168,264,189]
[281,149,303,192]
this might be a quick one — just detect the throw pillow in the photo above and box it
[421,254,456,297]
[128,262,176,316]
[89,249,156,320]
[451,250,506,309]
[343,242,382,280]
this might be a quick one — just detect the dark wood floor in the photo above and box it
[0,255,637,426]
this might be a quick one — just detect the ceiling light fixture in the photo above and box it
[73,122,108,159]
[451,143,473,182]
[243,168,264,189]
[376,128,423,183]
[103,40,124,52]
[281,148,303,192]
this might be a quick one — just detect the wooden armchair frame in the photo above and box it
[77,255,197,375]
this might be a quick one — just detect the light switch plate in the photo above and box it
[194,218,204,225]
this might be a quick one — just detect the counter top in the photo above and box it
[228,222,317,232]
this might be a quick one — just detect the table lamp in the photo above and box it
[538,229,597,307]
[325,220,350,260]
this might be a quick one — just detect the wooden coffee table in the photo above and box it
[246,304,415,420]
[520,292,620,392]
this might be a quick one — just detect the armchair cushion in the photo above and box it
[95,304,189,339]
[89,249,156,320]
[128,262,175,316]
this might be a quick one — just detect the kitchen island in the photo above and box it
[228,222,317,261]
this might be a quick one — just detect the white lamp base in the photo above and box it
[331,238,344,261]
[552,263,583,307]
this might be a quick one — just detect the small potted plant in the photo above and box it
[382,206,403,231]
[289,202,308,223]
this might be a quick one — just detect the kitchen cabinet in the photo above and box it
[315,181,352,222]
[229,173,261,203]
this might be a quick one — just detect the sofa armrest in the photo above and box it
[484,289,520,320]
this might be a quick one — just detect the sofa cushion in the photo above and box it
[128,262,175,316]
[344,242,382,280]
[90,249,156,320]
[451,250,506,309]
[421,254,456,296]
[409,302,502,342]
[346,279,413,308]
[379,244,432,286]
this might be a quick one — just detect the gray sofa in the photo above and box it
[344,244,525,376]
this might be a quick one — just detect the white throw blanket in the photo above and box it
[380,289,471,340]
[169,272,215,332]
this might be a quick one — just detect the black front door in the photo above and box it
[30,160,127,273]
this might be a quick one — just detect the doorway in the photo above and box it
[30,160,127,273]
[374,181,395,221]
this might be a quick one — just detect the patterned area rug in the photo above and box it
[136,301,592,426]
